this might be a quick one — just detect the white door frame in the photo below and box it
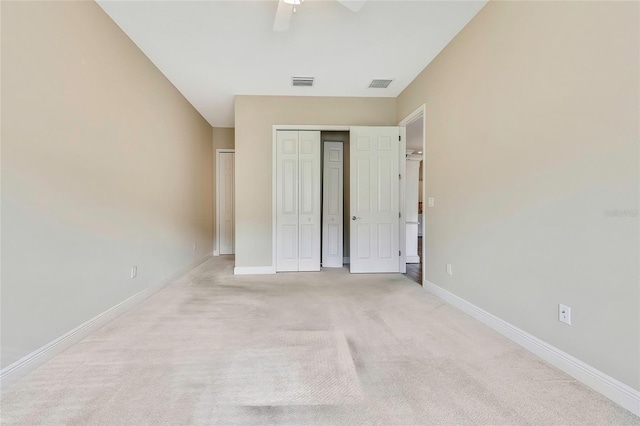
[399,128,407,273]
[272,125,405,273]
[216,148,235,256]
[398,104,426,284]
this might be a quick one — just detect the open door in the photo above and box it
[322,141,344,268]
[349,126,402,273]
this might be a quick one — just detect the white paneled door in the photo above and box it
[276,131,299,271]
[298,131,321,271]
[350,127,401,273]
[276,130,321,272]
[218,151,235,255]
[322,141,343,268]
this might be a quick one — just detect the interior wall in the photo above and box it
[1,1,213,368]
[212,127,235,253]
[321,132,350,260]
[397,1,639,389]
[405,118,423,154]
[234,96,397,268]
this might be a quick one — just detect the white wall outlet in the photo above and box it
[130,266,137,279]
[446,263,453,275]
[559,304,571,325]
[428,197,435,207]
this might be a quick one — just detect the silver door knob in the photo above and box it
[352,216,361,221]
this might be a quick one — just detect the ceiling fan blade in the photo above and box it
[273,0,293,32]
[336,0,367,12]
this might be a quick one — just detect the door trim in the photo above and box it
[216,148,235,256]
[399,127,407,273]
[398,104,426,283]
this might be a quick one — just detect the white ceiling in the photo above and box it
[97,0,487,127]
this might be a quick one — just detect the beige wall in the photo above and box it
[213,127,235,151]
[212,127,235,253]
[397,1,639,389]
[234,96,396,268]
[1,1,213,368]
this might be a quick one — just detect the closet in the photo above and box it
[275,130,321,271]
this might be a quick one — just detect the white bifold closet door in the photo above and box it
[322,142,343,268]
[276,130,321,272]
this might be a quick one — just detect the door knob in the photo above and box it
[352,216,361,221]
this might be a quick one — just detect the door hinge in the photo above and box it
[399,250,402,256]
[399,212,401,218]
[399,174,402,180]
[399,135,401,141]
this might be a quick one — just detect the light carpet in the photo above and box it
[1,256,638,425]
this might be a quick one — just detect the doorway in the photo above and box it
[216,149,235,255]
[399,105,426,285]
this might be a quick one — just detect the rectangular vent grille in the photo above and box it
[369,79,393,89]
[292,76,314,87]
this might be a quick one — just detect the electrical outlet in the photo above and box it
[446,263,453,276]
[559,304,571,325]
[131,266,137,279]
[428,197,435,208]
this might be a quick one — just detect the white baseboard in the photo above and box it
[0,254,212,391]
[424,280,640,417]
[213,249,219,256]
[406,256,420,264]
[234,265,276,275]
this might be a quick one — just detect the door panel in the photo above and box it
[282,159,297,213]
[378,157,393,211]
[356,158,371,212]
[276,130,320,272]
[299,224,314,259]
[297,131,321,271]
[300,159,314,214]
[276,131,299,271]
[350,127,400,273]
[356,223,371,259]
[322,141,344,268]
[282,224,298,260]
[219,152,235,254]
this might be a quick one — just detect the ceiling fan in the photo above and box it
[273,0,367,32]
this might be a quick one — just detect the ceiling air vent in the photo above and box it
[369,79,393,89]
[292,76,314,87]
